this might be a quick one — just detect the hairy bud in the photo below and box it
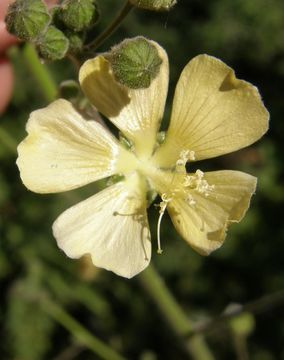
[129,0,177,11]
[108,37,162,89]
[65,30,85,54]
[59,0,99,32]
[38,26,69,61]
[5,0,51,41]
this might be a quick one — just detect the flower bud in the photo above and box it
[129,0,177,11]
[38,26,69,61]
[5,0,51,41]
[59,0,99,32]
[65,30,85,54]
[108,37,162,89]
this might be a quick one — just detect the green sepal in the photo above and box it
[59,0,99,32]
[65,30,85,54]
[119,133,133,150]
[38,26,69,61]
[5,0,51,41]
[156,131,166,144]
[108,37,162,89]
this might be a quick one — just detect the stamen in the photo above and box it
[183,169,215,196]
[157,208,165,254]
[176,150,189,167]
[186,194,196,207]
[176,150,195,173]
[188,150,196,161]
[156,193,172,254]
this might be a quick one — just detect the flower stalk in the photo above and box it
[22,43,58,102]
[43,299,126,360]
[86,1,134,52]
[139,265,215,360]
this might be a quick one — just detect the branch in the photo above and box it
[190,289,284,337]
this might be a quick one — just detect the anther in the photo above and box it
[176,149,195,173]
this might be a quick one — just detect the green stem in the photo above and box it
[86,1,134,52]
[44,300,126,360]
[0,126,17,154]
[22,44,58,103]
[192,289,284,336]
[139,265,215,360]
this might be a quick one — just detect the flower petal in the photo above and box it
[17,99,136,193]
[79,41,169,158]
[153,54,269,167]
[167,170,257,255]
[53,174,151,278]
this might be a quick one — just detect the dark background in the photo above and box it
[1,0,284,359]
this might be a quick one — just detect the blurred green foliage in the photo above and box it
[1,0,284,359]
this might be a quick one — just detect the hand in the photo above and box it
[0,0,58,114]
[0,0,15,114]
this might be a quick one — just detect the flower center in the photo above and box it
[154,150,215,254]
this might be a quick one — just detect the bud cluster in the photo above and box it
[5,0,99,61]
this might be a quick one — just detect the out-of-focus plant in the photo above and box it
[1,0,283,359]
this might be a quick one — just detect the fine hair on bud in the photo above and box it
[38,26,69,61]
[59,0,99,32]
[129,0,177,11]
[5,0,51,41]
[107,37,163,89]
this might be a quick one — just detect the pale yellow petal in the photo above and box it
[153,54,269,167]
[79,41,169,158]
[167,170,257,255]
[53,174,151,278]
[17,99,137,194]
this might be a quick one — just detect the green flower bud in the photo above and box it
[108,37,162,89]
[5,0,51,41]
[129,0,177,11]
[38,26,69,61]
[65,30,85,54]
[59,0,99,32]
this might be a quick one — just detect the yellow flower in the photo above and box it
[16,42,269,278]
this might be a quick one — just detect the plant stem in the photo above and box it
[86,1,134,52]
[192,289,284,336]
[44,299,126,360]
[0,126,18,154]
[22,44,58,103]
[139,265,215,360]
